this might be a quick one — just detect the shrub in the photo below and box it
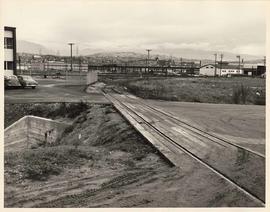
[29,104,48,117]
[232,84,250,104]
[63,125,75,135]
[66,101,89,118]
[47,102,67,117]
[46,102,89,119]
[232,86,241,104]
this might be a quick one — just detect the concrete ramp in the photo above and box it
[5,116,71,152]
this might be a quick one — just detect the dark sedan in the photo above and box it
[17,75,38,89]
[4,75,22,89]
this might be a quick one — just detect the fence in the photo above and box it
[17,62,88,76]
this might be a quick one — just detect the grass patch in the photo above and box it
[104,77,265,105]
[5,146,93,181]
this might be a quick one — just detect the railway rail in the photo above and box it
[104,90,265,206]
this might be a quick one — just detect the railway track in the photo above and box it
[104,91,265,206]
[131,96,265,158]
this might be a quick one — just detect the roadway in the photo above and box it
[4,77,109,104]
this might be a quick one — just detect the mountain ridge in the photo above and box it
[17,40,264,62]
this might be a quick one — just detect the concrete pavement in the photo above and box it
[4,78,109,104]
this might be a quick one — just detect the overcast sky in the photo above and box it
[1,0,267,56]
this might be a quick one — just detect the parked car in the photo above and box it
[17,75,38,89]
[4,75,22,89]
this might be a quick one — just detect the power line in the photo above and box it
[214,53,217,76]
[146,49,152,66]
[146,49,152,74]
[220,54,223,76]
[236,55,241,73]
[68,43,74,71]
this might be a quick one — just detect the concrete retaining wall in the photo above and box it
[87,71,98,85]
[43,71,97,86]
[65,74,87,85]
[5,116,71,152]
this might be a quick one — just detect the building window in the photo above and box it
[4,61,14,70]
[4,37,14,49]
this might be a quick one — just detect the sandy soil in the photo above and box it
[4,104,263,207]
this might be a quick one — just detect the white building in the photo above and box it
[199,64,216,76]
[220,68,244,76]
[200,63,244,76]
[4,26,17,76]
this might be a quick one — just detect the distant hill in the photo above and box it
[83,49,263,62]
[17,40,264,62]
[17,40,53,55]
[150,48,263,61]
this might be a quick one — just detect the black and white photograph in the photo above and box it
[1,0,267,208]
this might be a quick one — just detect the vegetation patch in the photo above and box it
[5,146,93,181]
[4,101,90,128]
[103,77,265,105]
[58,105,156,155]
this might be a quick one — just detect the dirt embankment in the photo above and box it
[4,103,259,207]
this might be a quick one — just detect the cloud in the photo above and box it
[2,0,266,56]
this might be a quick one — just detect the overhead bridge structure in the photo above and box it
[88,64,199,75]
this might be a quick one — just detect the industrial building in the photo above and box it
[200,62,244,76]
[4,26,17,76]
[243,64,266,76]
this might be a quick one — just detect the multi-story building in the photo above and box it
[4,26,17,76]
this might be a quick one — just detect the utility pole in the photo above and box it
[220,54,223,76]
[79,56,82,82]
[68,43,74,71]
[180,57,183,73]
[236,55,241,73]
[146,49,152,73]
[214,53,217,76]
